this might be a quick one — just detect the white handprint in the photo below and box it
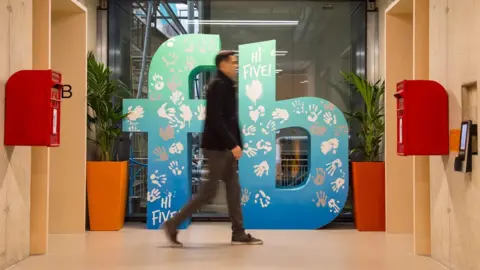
[147,188,161,202]
[326,159,342,176]
[248,105,265,123]
[170,117,185,130]
[162,52,178,67]
[320,138,340,155]
[170,90,184,105]
[128,122,139,132]
[292,100,305,114]
[166,38,175,47]
[168,161,184,176]
[179,104,192,127]
[195,104,206,121]
[243,142,258,158]
[272,108,289,124]
[321,141,333,155]
[151,73,165,91]
[331,177,346,193]
[323,111,337,126]
[246,80,263,104]
[256,139,272,154]
[242,125,256,137]
[157,103,176,122]
[328,199,341,214]
[254,161,270,177]
[328,138,340,154]
[167,119,180,130]
[168,142,184,155]
[241,188,251,206]
[157,103,183,130]
[328,138,339,152]
[127,106,144,121]
[254,190,271,208]
[307,104,322,122]
[261,120,276,135]
[150,170,167,188]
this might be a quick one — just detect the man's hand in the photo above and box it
[231,146,243,160]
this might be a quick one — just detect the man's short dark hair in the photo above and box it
[215,50,235,68]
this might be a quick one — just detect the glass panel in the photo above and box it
[203,1,366,220]
[111,0,366,222]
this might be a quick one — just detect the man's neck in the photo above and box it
[218,70,233,81]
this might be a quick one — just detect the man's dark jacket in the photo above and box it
[201,71,242,151]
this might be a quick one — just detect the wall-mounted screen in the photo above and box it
[460,122,469,151]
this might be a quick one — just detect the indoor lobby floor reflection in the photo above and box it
[10,222,445,270]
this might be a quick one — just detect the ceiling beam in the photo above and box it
[160,0,187,34]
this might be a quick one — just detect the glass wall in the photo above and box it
[108,0,366,223]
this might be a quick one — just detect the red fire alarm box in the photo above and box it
[4,69,72,147]
[395,80,449,156]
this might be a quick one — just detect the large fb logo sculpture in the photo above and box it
[123,34,349,230]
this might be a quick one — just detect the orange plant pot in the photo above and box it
[87,161,128,231]
[352,162,386,231]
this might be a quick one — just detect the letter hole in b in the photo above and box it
[4,69,72,147]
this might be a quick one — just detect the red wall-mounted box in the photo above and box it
[4,70,64,147]
[395,80,449,156]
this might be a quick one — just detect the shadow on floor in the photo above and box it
[120,221,356,231]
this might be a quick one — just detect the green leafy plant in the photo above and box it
[87,51,131,161]
[342,72,385,162]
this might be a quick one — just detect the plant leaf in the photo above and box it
[341,71,385,162]
[87,51,132,161]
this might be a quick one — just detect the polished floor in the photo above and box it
[10,222,446,270]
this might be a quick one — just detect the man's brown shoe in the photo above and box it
[162,222,183,248]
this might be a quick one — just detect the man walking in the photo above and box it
[163,51,263,247]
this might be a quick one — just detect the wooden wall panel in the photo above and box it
[429,0,480,268]
[0,0,33,269]
[385,11,414,233]
[49,7,87,234]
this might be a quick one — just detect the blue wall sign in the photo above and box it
[123,34,349,230]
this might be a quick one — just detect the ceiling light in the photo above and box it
[187,20,298,26]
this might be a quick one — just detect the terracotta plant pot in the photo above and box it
[87,161,128,231]
[352,161,385,231]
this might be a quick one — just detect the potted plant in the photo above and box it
[86,51,131,231]
[342,72,386,231]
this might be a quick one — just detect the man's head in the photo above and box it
[215,50,238,79]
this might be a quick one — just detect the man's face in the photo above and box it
[222,55,238,79]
